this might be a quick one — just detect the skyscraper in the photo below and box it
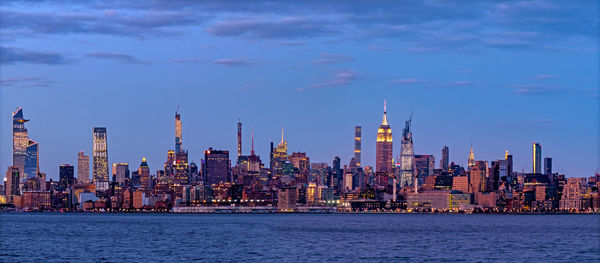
[237,120,242,158]
[441,146,449,171]
[204,148,231,185]
[415,155,435,184]
[93,127,109,184]
[112,163,129,185]
[354,126,361,167]
[77,151,90,184]
[376,100,393,175]
[175,110,182,154]
[24,139,39,179]
[173,110,189,185]
[138,158,151,189]
[533,142,542,174]
[59,164,75,191]
[12,107,29,179]
[544,157,552,175]
[467,145,475,171]
[400,114,415,187]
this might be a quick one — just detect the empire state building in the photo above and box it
[376,100,393,175]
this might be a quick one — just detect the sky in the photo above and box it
[0,0,598,181]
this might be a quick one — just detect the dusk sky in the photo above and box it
[1,0,598,180]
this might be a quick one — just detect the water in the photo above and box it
[0,213,598,262]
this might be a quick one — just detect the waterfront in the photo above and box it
[1,213,598,262]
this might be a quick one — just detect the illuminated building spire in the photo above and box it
[468,144,475,169]
[382,99,388,126]
[281,125,285,145]
[505,150,509,159]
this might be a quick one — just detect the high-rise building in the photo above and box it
[5,166,20,202]
[93,127,109,185]
[237,120,242,158]
[138,158,151,189]
[376,100,393,175]
[173,110,189,184]
[544,157,552,175]
[175,110,182,154]
[12,107,29,179]
[24,139,39,179]
[204,148,231,185]
[77,151,90,184]
[354,126,361,167]
[400,114,415,187]
[59,164,75,191]
[271,127,288,174]
[533,143,542,174]
[415,155,435,184]
[441,146,449,171]
[467,145,475,171]
[112,163,129,185]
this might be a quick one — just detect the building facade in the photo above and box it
[376,101,393,175]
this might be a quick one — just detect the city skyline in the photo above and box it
[1,1,598,179]
[0,105,590,181]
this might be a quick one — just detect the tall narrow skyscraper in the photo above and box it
[533,142,542,174]
[237,120,242,158]
[400,114,414,187]
[93,127,109,184]
[175,110,183,154]
[376,100,393,175]
[77,151,90,183]
[441,146,449,171]
[12,107,29,181]
[354,126,361,167]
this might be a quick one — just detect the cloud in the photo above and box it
[212,58,255,67]
[0,9,204,38]
[86,52,149,64]
[391,78,427,85]
[312,53,353,64]
[1,46,70,65]
[300,70,357,91]
[514,84,562,95]
[531,74,558,80]
[368,45,392,51]
[171,58,205,64]
[205,16,338,39]
[450,81,473,86]
[0,76,55,87]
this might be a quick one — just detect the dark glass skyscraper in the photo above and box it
[24,139,39,179]
[59,164,75,191]
[544,157,552,175]
[203,148,231,185]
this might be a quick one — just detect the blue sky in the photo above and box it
[1,0,598,180]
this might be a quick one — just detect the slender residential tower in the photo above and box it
[533,142,542,174]
[93,127,109,184]
[376,100,393,175]
[354,126,362,167]
[175,110,182,154]
[237,120,242,157]
[399,113,414,187]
